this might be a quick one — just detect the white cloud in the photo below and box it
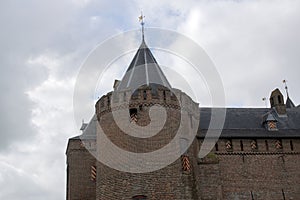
[1,0,300,199]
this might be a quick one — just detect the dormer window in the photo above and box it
[267,121,277,131]
[262,113,278,131]
[269,88,287,114]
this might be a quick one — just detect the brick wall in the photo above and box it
[66,84,300,200]
[95,86,199,199]
[196,138,300,200]
[66,139,96,200]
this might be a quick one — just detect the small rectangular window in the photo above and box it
[278,95,282,104]
[290,140,294,151]
[282,189,286,200]
[163,90,166,101]
[265,140,269,151]
[215,142,218,151]
[240,140,244,151]
[129,108,138,122]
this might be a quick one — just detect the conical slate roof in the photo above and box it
[286,97,296,108]
[117,39,171,91]
[80,114,97,139]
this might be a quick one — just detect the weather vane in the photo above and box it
[138,11,145,41]
[283,79,289,98]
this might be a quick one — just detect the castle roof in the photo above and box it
[286,97,296,108]
[117,39,171,91]
[198,106,300,138]
[69,105,300,142]
[80,114,97,139]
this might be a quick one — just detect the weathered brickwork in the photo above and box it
[94,86,199,199]
[66,139,96,200]
[96,159,198,200]
[66,39,300,199]
[67,89,300,200]
[196,138,300,200]
[67,108,300,200]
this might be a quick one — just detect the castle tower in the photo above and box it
[94,37,200,199]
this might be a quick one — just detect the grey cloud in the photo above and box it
[1,0,300,200]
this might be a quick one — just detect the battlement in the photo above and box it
[95,85,199,117]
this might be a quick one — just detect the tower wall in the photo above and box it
[95,86,199,199]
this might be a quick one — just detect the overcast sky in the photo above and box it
[1,0,300,199]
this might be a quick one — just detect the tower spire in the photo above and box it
[283,79,296,108]
[138,11,145,41]
[283,79,289,98]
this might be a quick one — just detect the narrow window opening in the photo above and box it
[282,189,286,200]
[278,95,282,104]
[129,108,137,116]
[240,140,244,151]
[215,143,219,151]
[129,108,138,123]
[265,140,269,151]
[290,140,294,151]
[143,90,147,100]
[163,90,166,101]
[250,191,254,200]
